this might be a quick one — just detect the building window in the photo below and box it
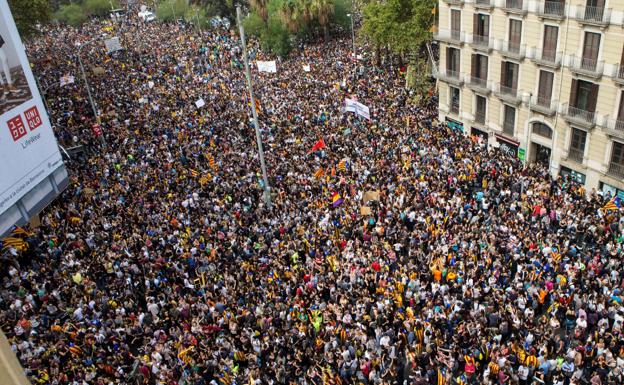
[532,122,552,139]
[569,128,586,162]
[475,95,486,123]
[501,61,519,91]
[609,141,624,178]
[503,105,515,135]
[508,19,522,52]
[537,70,554,107]
[471,54,488,81]
[569,79,598,118]
[581,31,601,71]
[473,13,490,44]
[446,47,460,76]
[451,9,461,37]
[450,86,460,114]
[542,25,558,60]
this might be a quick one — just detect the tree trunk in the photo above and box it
[323,25,329,42]
[374,45,380,66]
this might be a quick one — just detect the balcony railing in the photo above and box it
[436,68,464,86]
[609,162,624,178]
[613,64,624,85]
[530,95,557,116]
[443,0,464,5]
[474,0,494,8]
[605,117,624,138]
[467,76,490,92]
[475,111,486,124]
[434,28,465,45]
[472,35,492,51]
[494,83,523,105]
[537,1,565,19]
[500,41,525,59]
[503,0,528,14]
[575,6,610,26]
[568,147,584,163]
[503,120,515,136]
[450,103,460,115]
[531,48,562,68]
[569,56,604,78]
[562,103,596,128]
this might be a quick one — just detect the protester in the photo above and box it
[1,10,623,385]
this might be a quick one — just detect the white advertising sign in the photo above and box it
[256,60,277,73]
[0,0,63,213]
[344,98,371,120]
[104,36,122,53]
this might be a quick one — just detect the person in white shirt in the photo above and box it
[0,34,17,100]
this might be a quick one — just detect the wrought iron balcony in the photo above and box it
[562,103,596,129]
[494,83,522,105]
[472,35,493,52]
[608,162,624,178]
[575,6,610,27]
[434,28,465,46]
[613,64,624,86]
[435,68,464,86]
[500,41,525,60]
[531,48,562,69]
[568,147,584,163]
[474,0,494,9]
[530,95,557,117]
[503,0,528,15]
[443,0,464,5]
[466,76,491,94]
[569,56,604,79]
[475,111,486,124]
[537,1,565,20]
[605,117,624,139]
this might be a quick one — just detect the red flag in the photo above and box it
[309,138,326,153]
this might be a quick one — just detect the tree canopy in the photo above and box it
[7,0,51,38]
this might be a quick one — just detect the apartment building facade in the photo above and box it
[434,0,624,196]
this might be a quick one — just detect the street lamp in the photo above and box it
[347,13,355,58]
[75,39,105,144]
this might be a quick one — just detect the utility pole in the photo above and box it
[236,6,271,207]
[76,41,105,145]
[347,13,355,58]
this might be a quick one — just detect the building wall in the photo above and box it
[435,0,624,194]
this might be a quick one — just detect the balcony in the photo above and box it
[474,0,494,9]
[537,1,565,20]
[575,6,610,27]
[443,0,464,5]
[435,68,464,86]
[568,147,584,163]
[494,83,523,105]
[500,41,526,60]
[569,56,604,79]
[466,76,491,94]
[608,162,624,178]
[474,111,486,124]
[531,48,562,69]
[562,103,596,129]
[530,95,557,117]
[503,120,515,136]
[434,28,465,46]
[605,117,624,139]
[613,64,624,86]
[503,0,528,15]
[472,35,493,52]
[450,103,460,115]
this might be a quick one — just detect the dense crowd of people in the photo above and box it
[1,9,624,385]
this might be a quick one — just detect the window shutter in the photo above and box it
[569,79,578,107]
[471,54,477,78]
[588,83,599,112]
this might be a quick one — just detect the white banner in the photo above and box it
[104,37,122,53]
[0,0,63,213]
[59,75,74,87]
[303,64,311,72]
[195,98,205,108]
[344,98,371,120]
[256,60,277,73]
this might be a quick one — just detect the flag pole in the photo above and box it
[236,5,271,208]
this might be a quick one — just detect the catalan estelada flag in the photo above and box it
[338,159,349,172]
[602,196,622,211]
[314,168,324,178]
[190,169,199,178]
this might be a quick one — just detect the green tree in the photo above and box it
[54,3,87,26]
[7,0,51,38]
[156,0,189,21]
[83,0,119,17]
[250,0,269,24]
[311,0,333,40]
[361,0,435,64]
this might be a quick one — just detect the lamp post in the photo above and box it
[75,39,105,144]
[236,6,271,208]
[347,13,356,59]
